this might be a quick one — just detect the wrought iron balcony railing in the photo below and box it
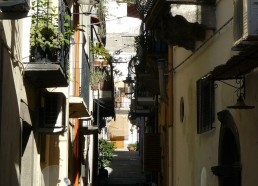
[24,0,71,87]
[136,0,155,19]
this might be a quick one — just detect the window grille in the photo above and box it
[39,92,66,132]
[197,78,215,133]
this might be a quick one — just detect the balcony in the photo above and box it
[136,0,216,50]
[136,73,156,106]
[24,60,68,88]
[0,0,30,14]
[24,0,70,88]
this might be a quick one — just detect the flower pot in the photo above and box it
[102,59,109,67]
[91,83,99,90]
[93,59,102,67]
[127,146,135,151]
[99,82,105,90]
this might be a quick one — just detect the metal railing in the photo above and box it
[30,0,71,74]
[136,0,156,19]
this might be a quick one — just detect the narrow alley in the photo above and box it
[104,149,147,186]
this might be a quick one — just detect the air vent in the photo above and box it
[233,0,258,50]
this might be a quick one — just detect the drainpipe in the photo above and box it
[167,45,174,186]
[73,1,80,185]
[0,23,3,176]
[0,22,2,149]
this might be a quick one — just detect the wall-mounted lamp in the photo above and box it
[225,78,255,109]
[123,56,138,98]
[123,76,134,96]
[227,95,255,109]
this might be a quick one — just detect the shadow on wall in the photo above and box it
[0,20,20,185]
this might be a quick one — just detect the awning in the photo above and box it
[93,97,116,120]
[69,97,90,118]
[208,47,258,80]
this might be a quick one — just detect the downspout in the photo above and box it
[73,1,80,185]
[0,23,3,177]
[0,23,2,150]
[167,45,174,186]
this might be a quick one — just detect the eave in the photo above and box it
[208,47,258,80]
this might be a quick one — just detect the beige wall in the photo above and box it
[108,114,129,148]
[0,15,70,186]
[172,0,258,185]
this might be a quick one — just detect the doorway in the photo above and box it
[212,110,241,186]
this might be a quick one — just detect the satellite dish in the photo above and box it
[64,177,71,185]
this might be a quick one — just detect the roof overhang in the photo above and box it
[208,48,258,80]
[69,97,90,118]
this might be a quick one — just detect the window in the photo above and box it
[37,92,66,133]
[197,78,215,133]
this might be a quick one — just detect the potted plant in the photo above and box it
[98,139,115,168]
[90,42,111,65]
[127,143,136,151]
[98,139,115,185]
[90,68,106,90]
[30,0,83,62]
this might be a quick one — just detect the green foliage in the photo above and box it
[30,0,62,50]
[90,42,111,59]
[127,143,136,148]
[99,139,115,168]
[127,142,139,151]
[30,20,64,50]
[97,1,107,38]
[90,68,106,84]
[30,0,85,51]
